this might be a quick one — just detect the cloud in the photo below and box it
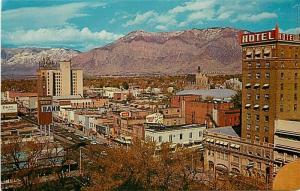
[169,0,215,14]
[2,27,123,51]
[123,11,157,27]
[155,25,168,31]
[233,12,278,22]
[2,2,105,30]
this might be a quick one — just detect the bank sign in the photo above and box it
[41,105,60,112]
[240,29,295,44]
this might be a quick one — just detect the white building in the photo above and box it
[145,124,206,148]
[274,120,300,174]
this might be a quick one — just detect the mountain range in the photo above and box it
[2,27,242,77]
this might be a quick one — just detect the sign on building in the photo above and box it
[1,103,17,113]
[41,105,60,112]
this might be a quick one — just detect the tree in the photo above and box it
[122,82,129,90]
[231,90,242,109]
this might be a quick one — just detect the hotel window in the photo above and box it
[280,94,284,101]
[189,132,193,138]
[280,72,284,79]
[255,94,260,100]
[295,94,298,101]
[247,114,251,120]
[248,73,252,78]
[280,105,284,112]
[256,73,261,79]
[295,83,298,91]
[255,125,259,131]
[265,94,269,100]
[247,134,251,139]
[256,115,260,121]
[255,136,260,142]
[264,136,269,143]
[247,63,252,68]
[280,83,284,90]
[247,93,251,100]
[264,126,269,132]
[265,72,270,79]
[247,124,251,130]
[265,116,269,122]
[295,104,298,111]
[256,63,261,68]
[296,62,298,67]
[266,62,270,68]
[280,62,285,68]
[199,131,202,137]
[295,73,298,79]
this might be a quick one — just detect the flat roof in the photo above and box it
[176,89,236,99]
[145,123,206,132]
[207,126,240,137]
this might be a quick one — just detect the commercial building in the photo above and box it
[240,25,300,144]
[145,124,206,148]
[185,66,209,90]
[37,59,83,98]
[1,102,18,120]
[273,120,300,174]
[203,126,274,183]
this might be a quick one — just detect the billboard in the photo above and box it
[37,96,53,125]
[1,104,17,113]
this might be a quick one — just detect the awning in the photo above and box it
[254,104,260,109]
[245,83,251,88]
[216,140,220,144]
[210,139,214,143]
[235,145,240,149]
[263,105,269,110]
[255,50,262,55]
[246,51,253,56]
[206,138,210,142]
[223,142,228,146]
[254,84,260,88]
[264,49,271,54]
[220,141,224,145]
[230,144,236,148]
[245,104,251,108]
[263,84,270,88]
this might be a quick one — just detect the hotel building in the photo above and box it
[241,25,300,144]
[37,60,83,98]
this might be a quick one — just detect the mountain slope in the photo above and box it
[72,27,242,75]
[1,48,80,76]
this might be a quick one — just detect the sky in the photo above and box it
[2,0,300,51]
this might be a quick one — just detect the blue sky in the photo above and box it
[2,0,300,51]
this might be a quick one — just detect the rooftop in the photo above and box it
[176,89,236,99]
[145,123,206,132]
[207,126,240,137]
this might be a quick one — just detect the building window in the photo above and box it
[247,93,251,100]
[265,116,269,122]
[257,162,262,170]
[159,136,162,142]
[264,126,269,132]
[280,62,284,68]
[179,133,183,140]
[280,94,284,101]
[281,83,284,90]
[256,73,261,79]
[280,105,284,112]
[248,73,252,78]
[256,63,261,68]
[169,134,172,142]
[247,124,251,130]
[280,72,284,79]
[247,134,251,139]
[295,73,298,79]
[247,63,252,68]
[247,114,251,120]
[255,125,259,131]
[256,115,260,121]
[189,132,192,138]
[199,131,202,137]
[295,83,298,91]
[255,136,260,142]
[295,94,298,101]
[255,94,260,100]
[233,156,239,163]
[265,94,269,100]
[266,62,270,68]
[265,72,270,79]
[295,104,298,111]
[264,136,269,143]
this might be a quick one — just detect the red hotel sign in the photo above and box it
[240,29,294,44]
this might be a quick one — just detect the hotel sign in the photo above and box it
[240,29,295,44]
